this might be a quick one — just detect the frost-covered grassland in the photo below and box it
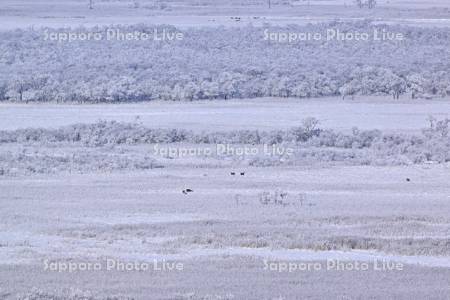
[2,0,450,30]
[1,98,450,131]
[0,113,450,299]
[1,164,450,299]
[1,0,450,299]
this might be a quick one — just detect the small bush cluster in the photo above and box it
[258,190,306,206]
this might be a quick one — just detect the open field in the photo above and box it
[1,98,450,132]
[1,164,450,299]
[2,259,450,299]
[1,0,450,29]
[0,98,450,298]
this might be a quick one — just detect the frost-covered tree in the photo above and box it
[407,74,427,99]
[1,24,449,102]
[8,77,30,102]
[0,81,7,101]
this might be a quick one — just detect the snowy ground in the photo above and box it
[0,99,450,298]
[1,97,449,132]
[1,164,450,298]
[1,0,450,29]
[2,0,450,298]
